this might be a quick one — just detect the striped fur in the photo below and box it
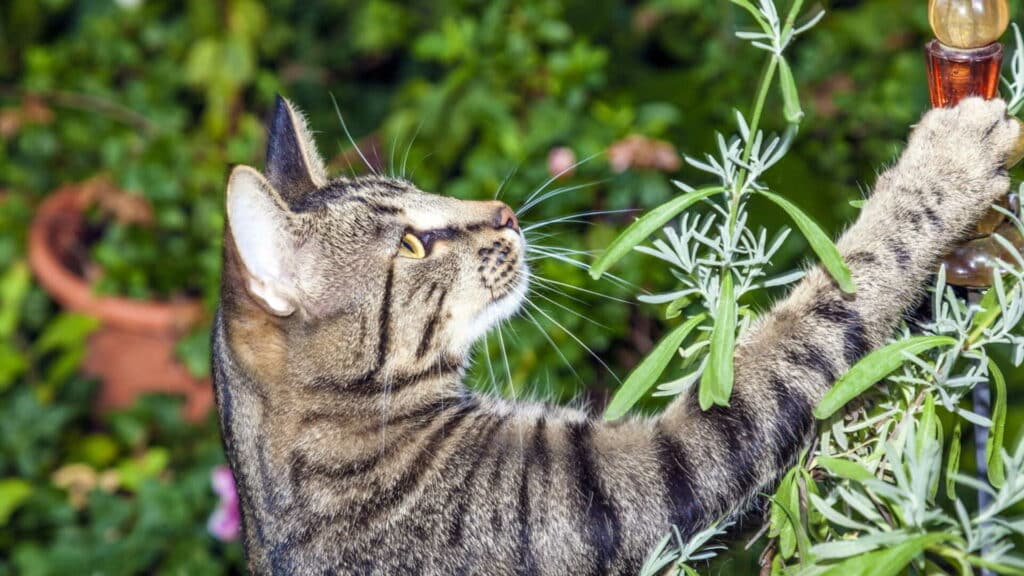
[213,97,1019,574]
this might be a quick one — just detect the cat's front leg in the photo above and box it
[649,98,1020,531]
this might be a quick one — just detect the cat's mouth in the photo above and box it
[452,234,528,352]
[478,234,528,319]
[474,259,528,334]
[478,236,526,302]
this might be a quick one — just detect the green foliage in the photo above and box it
[590,186,720,280]
[760,189,854,294]
[0,251,239,573]
[988,358,1008,487]
[814,336,957,420]
[604,312,706,420]
[0,478,32,526]
[3,0,1024,574]
[701,271,736,410]
[604,1,1024,574]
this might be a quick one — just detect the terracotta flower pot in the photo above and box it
[28,184,213,421]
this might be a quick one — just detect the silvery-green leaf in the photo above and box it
[762,269,805,288]
[605,313,707,420]
[809,538,883,561]
[777,56,804,123]
[760,189,855,294]
[837,486,884,523]
[700,273,736,410]
[815,336,956,419]
[654,361,706,398]
[953,472,997,496]
[986,359,1007,488]
[830,419,848,451]
[638,289,699,305]
[591,187,721,279]
[735,109,750,141]
[956,407,994,428]
[813,533,951,576]
[946,421,962,500]
[808,493,873,533]
[817,456,873,483]
[672,179,695,194]
[638,533,679,576]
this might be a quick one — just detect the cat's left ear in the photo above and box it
[265,95,327,204]
[226,165,301,316]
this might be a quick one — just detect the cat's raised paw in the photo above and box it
[901,98,1019,208]
[911,98,1021,171]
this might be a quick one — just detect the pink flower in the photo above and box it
[208,465,241,542]
[607,135,681,173]
[547,146,577,179]
[607,138,636,173]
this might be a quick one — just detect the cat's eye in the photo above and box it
[398,232,426,259]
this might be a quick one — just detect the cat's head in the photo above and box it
[221,96,527,382]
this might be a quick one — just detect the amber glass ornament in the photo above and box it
[926,0,1008,107]
[945,194,1020,287]
[926,40,1003,107]
[929,0,1009,49]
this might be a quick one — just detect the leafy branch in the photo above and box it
[594,0,835,414]
[593,2,1024,574]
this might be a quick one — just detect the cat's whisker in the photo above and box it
[401,121,423,179]
[517,182,590,216]
[521,208,639,233]
[522,230,563,243]
[521,307,585,389]
[524,251,640,292]
[526,246,594,259]
[526,247,596,257]
[388,126,401,178]
[495,164,521,200]
[526,219,592,228]
[409,152,434,181]
[526,254,596,264]
[481,332,498,395]
[517,180,607,217]
[525,248,599,265]
[530,281,587,308]
[330,93,379,177]
[528,289,609,329]
[526,244,598,256]
[519,152,603,211]
[371,142,384,177]
[529,281,589,308]
[532,275,635,304]
[525,300,621,385]
[342,152,358,178]
[496,318,530,450]
[496,323,514,397]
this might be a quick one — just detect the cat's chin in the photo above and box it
[452,265,530,353]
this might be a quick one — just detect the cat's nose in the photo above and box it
[491,203,519,232]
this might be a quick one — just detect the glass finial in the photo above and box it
[929,0,1010,49]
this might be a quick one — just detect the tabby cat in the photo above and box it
[212,95,1019,575]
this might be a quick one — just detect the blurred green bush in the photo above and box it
[3,0,1019,574]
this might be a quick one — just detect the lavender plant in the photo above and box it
[595,0,840,417]
[594,2,1024,574]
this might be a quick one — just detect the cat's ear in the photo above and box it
[226,165,300,316]
[265,95,327,204]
